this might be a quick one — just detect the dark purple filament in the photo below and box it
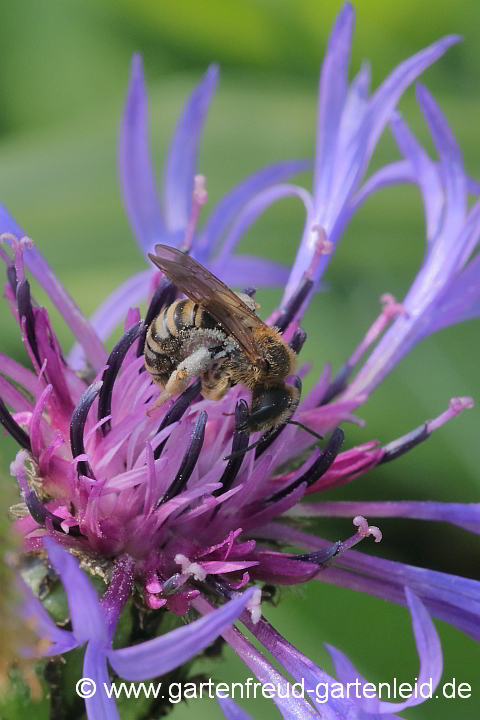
[136,278,177,358]
[154,379,202,460]
[159,410,207,504]
[70,382,102,478]
[213,400,249,497]
[16,279,40,365]
[380,423,429,463]
[98,320,145,435]
[264,427,344,504]
[0,397,32,451]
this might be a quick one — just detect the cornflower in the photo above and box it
[21,537,256,720]
[1,3,479,719]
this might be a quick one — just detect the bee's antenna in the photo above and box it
[286,420,324,441]
[223,429,276,462]
[223,421,323,462]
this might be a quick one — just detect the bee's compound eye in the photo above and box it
[243,385,292,431]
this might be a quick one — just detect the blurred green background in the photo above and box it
[0,0,479,718]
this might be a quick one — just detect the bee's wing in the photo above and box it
[149,245,263,359]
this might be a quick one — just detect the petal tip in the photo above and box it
[443,33,463,47]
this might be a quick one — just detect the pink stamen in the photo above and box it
[348,294,407,368]
[353,515,382,542]
[59,513,80,534]
[10,450,28,485]
[246,586,262,625]
[182,174,208,252]
[340,516,383,551]
[427,396,475,434]
[305,227,332,280]
[146,572,163,594]
[227,571,250,589]
[0,233,34,283]
[147,594,167,609]
[174,553,207,581]
[193,174,208,205]
[267,228,332,329]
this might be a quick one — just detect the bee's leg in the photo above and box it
[201,374,232,401]
[148,347,219,414]
[200,346,232,401]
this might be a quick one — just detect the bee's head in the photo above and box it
[223,376,325,462]
[239,381,300,434]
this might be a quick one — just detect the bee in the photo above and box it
[145,244,301,435]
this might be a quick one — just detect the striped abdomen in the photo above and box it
[144,299,221,384]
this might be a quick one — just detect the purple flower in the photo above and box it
[0,58,309,376]
[87,52,310,369]
[235,585,442,719]
[326,589,442,715]
[341,84,480,400]
[279,2,460,308]
[23,538,255,720]
[119,53,312,271]
[1,4,480,720]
